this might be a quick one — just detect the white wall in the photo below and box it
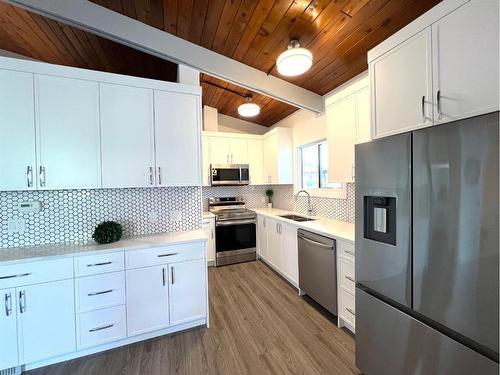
[217,113,268,135]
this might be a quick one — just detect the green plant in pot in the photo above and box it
[265,189,274,208]
[92,221,123,244]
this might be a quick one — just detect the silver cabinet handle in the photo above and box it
[352,164,355,181]
[346,307,356,316]
[149,166,153,185]
[211,229,214,239]
[5,292,12,317]
[345,275,355,283]
[421,95,426,121]
[87,261,112,267]
[157,166,162,185]
[171,266,175,285]
[26,166,33,188]
[157,253,178,258]
[89,324,114,333]
[276,223,278,234]
[88,289,113,297]
[437,90,442,119]
[19,290,26,314]
[162,267,166,286]
[298,235,334,250]
[263,218,266,228]
[39,166,46,187]
[0,272,32,280]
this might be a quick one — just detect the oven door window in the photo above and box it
[216,223,256,252]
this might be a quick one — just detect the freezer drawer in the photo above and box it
[356,288,498,375]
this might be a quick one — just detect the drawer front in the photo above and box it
[75,271,126,313]
[340,289,356,328]
[0,258,73,289]
[338,240,355,260]
[339,258,355,294]
[74,252,124,277]
[77,305,126,349]
[126,242,205,269]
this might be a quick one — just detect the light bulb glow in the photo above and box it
[238,102,260,117]
[276,45,313,76]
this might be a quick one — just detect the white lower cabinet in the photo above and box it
[18,279,76,364]
[0,288,18,370]
[126,265,170,336]
[77,305,127,350]
[202,217,216,265]
[168,259,207,326]
[337,240,356,333]
[259,215,298,287]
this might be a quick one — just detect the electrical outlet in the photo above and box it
[7,218,26,235]
[261,196,266,203]
[169,210,182,223]
[148,211,158,223]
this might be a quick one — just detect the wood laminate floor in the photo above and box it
[27,261,359,375]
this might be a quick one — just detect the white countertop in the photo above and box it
[0,230,207,266]
[202,211,215,219]
[252,208,355,243]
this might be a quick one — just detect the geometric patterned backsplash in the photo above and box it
[0,187,202,249]
[203,183,355,223]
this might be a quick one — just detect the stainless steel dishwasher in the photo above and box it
[297,229,337,315]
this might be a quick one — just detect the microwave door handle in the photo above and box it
[239,165,242,184]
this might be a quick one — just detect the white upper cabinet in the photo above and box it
[202,135,211,186]
[371,28,433,138]
[0,70,36,191]
[208,136,248,165]
[356,87,371,144]
[263,128,293,184]
[228,138,248,164]
[100,84,155,188]
[431,0,499,124]
[154,90,201,186]
[35,75,101,189]
[247,139,264,184]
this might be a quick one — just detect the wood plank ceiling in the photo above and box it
[201,73,297,127]
[0,3,177,83]
[91,0,440,97]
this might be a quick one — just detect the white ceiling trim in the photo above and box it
[5,0,324,113]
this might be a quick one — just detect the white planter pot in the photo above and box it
[267,203,273,208]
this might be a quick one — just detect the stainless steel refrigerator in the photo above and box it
[355,111,499,374]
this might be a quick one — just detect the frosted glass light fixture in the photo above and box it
[238,97,260,117]
[276,39,313,77]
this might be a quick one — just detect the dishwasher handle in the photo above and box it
[298,234,334,250]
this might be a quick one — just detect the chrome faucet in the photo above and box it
[295,190,314,216]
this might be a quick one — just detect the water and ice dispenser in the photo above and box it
[363,196,396,245]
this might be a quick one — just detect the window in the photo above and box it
[299,140,343,190]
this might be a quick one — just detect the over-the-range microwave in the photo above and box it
[210,164,249,186]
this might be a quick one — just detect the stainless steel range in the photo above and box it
[208,197,257,266]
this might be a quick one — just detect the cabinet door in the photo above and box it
[0,70,36,191]
[371,28,433,138]
[155,91,201,186]
[126,265,169,336]
[35,75,101,189]
[248,139,264,184]
[202,135,211,186]
[228,138,248,164]
[327,95,356,182]
[281,223,298,285]
[202,219,215,264]
[266,219,282,270]
[210,137,230,164]
[169,259,207,326]
[263,134,277,184]
[0,288,18,370]
[356,87,371,144]
[257,216,269,261]
[17,279,75,364]
[100,83,155,188]
[432,1,499,124]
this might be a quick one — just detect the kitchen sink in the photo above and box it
[278,214,316,222]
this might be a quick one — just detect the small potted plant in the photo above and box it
[92,221,123,244]
[265,189,274,208]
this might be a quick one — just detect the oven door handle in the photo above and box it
[216,219,256,226]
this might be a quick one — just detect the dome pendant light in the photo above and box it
[276,39,313,77]
[238,96,260,117]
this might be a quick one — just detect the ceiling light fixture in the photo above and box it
[238,97,260,117]
[276,39,313,77]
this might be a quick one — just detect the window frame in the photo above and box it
[296,139,346,199]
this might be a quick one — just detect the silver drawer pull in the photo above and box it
[0,272,32,280]
[5,292,12,317]
[346,307,356,316]
[87,261,112,267]
[89,324,114,333]
[19,290,26,314]
[88,289,113,297]
[157,253,178,258]
[345,275,355,283]
[345,250,355,256]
